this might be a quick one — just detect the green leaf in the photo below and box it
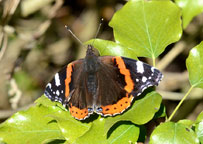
[35,95,66,111]
[74,117,107,144]
[85,39,138,60]
[0,105,64,144]
[49,111,92,143]
[175,0,203,28]
[195,112,203,143]
[153,103,166,119]
[109,0,182,58]
[107,121,140,144]
[150,122,199,144]
[104,91,162,133]
[186,41,203,88]
[36,96,91,143]
[178,119,194,128]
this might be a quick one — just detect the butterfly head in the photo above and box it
[84,45,100,73]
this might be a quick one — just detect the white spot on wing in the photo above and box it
[137,61,144,73]
[142,76,147,82]
[46,83,51,88]
[136,79,139,82]
[55,73,61,86]
[151,67,155,72]
[56,90,60,96]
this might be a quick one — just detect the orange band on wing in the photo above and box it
[65,63,73,98]
[69,104,89,120]
[114,56,134,93]
[100,94,134,115]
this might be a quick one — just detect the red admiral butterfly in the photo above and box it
[44,44,163,120]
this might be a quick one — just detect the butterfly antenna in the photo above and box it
[65,25,84,46]
[92,18,104,45]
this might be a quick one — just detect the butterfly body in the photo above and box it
[45,45,163,120]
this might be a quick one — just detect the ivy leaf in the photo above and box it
[74,117,107,144]
[175,0,203,28]
[195,112,203,143]
[178,119,194,128]
[107,121,140,144]
[104,91,162,133]
[186,41,203,88]
[36,96,91,143]
[48,110,92,143]
[85,39,138,60]
[0,105,64,144]
[35,95,66,111]
[150,122,199,144]
[109,0,182,58]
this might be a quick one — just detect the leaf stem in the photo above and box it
[167,86,194,121]
[152,55,156,67]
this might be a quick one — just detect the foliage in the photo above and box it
[0,0,203,143]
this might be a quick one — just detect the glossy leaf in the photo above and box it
[36,96,91,143]
[35,95,66,111]
[74,117,107,144]
[85,39,138,60]
[49,111,92,143]
[104,91,162,133]
[107,121,139,144]
[109,0,182,58]
[186,41,203,88]
[153,103,166,119]
[0,105,64,144]
[175,0,203,28]
[195,112,203,143]
[178,119,194,128]
[150,122,199,144]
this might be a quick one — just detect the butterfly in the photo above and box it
[44,45,163,120]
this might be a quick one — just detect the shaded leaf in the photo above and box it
[186,41,203,88]
[0,105,64,144]
[153,103,166,119]
[104,91,162,133]
[150,122,199,144]
[85,39,138,60]
[109,0,182,58]
[175,0,203,28]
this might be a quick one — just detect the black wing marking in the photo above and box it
[121,57,163,96]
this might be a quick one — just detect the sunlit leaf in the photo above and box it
[107,121,139,144]
[104,91,162,133]
[186,41,203,88]
[175,0,203,28]
[150,122,199,144]
[0,105,64,144]
[86,39,138,60]
[109,0,182,58]
[195,112,203,143]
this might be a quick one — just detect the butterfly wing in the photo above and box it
[44,59,95,120]
[95,56,163,116]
